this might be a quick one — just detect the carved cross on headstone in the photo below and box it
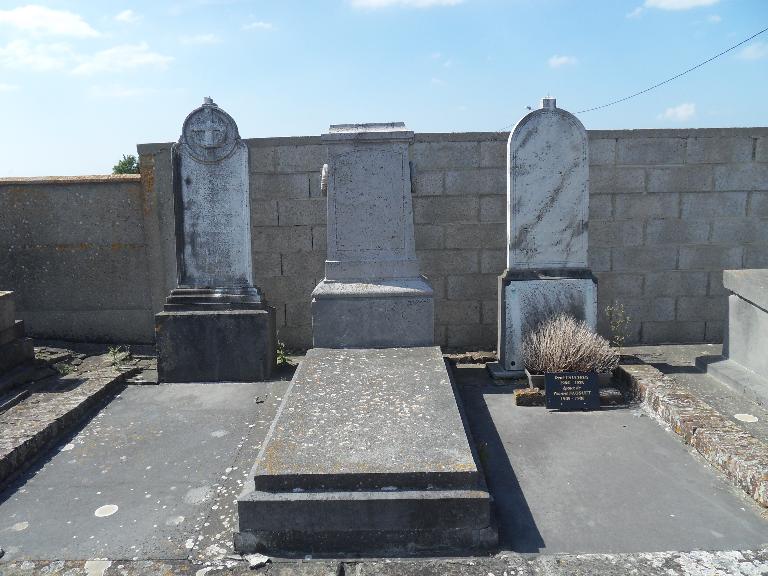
[192,108,226,149]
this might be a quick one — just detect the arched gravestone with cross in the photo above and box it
[155,97,276,383]
[489,97,598,379]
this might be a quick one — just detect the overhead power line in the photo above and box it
[497,25,768,132]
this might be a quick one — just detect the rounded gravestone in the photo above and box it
[507,97,588,269]
[180,97,240,164]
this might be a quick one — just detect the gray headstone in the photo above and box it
[491,98,596,378]
[323,123,419,281]
[311,123,434,348]
[156,98,275,383]
[174,97,259,299]
[507,97,588,269]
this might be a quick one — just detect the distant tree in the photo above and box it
[113,154,139,174]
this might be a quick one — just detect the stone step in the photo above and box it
[0,320,25,348]
[0,388,31,415]
[0,338,34,374]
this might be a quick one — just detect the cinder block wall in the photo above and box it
[238,128,768,350]
[0,175,154,343]
[3,127,766,349]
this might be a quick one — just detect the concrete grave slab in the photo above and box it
[236,347,495,556]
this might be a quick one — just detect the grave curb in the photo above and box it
[618,363,768,508]
[0,363,139,491]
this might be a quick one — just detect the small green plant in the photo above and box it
[276,340,293,367]
[605,302,632,354]
[54,362,76,376]
[112,154,139,174]
[107,345,131,370]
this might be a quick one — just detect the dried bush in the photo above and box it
[522,314,619,374]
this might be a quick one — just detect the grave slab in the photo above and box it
[236,347,496,556]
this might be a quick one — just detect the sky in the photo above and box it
[0,0,766,176]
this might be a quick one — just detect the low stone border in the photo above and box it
[618,363,768,508]
[2,550,767,575]
[0,362,138,490]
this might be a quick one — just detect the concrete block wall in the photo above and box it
[2,127,766,349]
[237,129,768,350]
[587,128,768,346]
[0,175,153,343]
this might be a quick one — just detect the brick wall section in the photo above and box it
[0,175,153,343]
[249,129,768,350]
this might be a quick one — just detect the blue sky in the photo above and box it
[0,0,766,176]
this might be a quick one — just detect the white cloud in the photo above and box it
[242,21,273,30]
[707,14,721,22]
[548,54,577,68]
[0,83,19,92]
[645,0,718,9]
[72,43,173,75]
[180,34,221,45]
[0,5,99,37]
[628,0,718,17]
[350,0,462,8]
[659,102,696,122]
[737,41,768,61]
[430,77,445,86]
[0,40,75,71]
[115,9,141,23]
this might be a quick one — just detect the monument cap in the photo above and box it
[542,96,557,109]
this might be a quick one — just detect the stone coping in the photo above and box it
[619,362,768,508]
[0,175,140,185]
[723,269,768,312]
[136,126,768,153]
[3,550,767,574]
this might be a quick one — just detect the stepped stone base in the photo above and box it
[311,277,434,348]
[235,347,496,556]
[155,308,275,383]
[0,337,34,375]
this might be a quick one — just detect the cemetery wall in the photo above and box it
[2,127,766,349]
[0,175,154,343]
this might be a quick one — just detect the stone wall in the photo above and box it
[2,127,766,349]
[0,175,153,343]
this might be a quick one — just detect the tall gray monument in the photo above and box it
[490,97,597,378]
[155,97,275,382]
[311,123,434,348]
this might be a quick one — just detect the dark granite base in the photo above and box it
[235,347,496,556]
[155,308,275,383]
[0,337,34,374]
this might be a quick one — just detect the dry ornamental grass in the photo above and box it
[522,314,619,374]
